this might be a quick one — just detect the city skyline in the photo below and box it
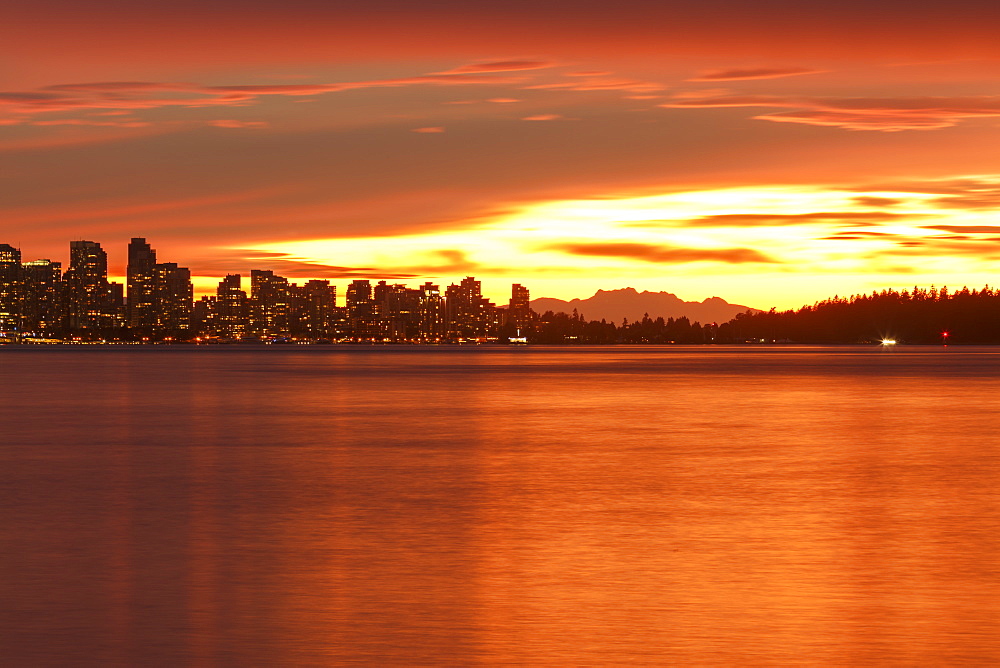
[5,1,1000,310]
[0,237,536,342]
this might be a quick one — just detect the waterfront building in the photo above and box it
[346,279,376,339]
[0,244,22,332]
[153,262,193,333]
[21,259,63,333]
[418,282,444,340]
[127,238,157,331]
[63,240,122,331]
[250,269,291,337]
[292,280,336,338]
[507,283,533,332]
[215,274,248,338]
[375,281,421,339]
[445,276,498,340]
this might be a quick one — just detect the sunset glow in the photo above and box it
[5,1,1000,310]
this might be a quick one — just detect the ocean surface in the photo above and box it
[1,345,998,666]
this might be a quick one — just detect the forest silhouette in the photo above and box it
[534,286,1000,344]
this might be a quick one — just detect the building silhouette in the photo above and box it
[346,279,376,339]
[21,259,63,333]
[3,238,534,343]
[63,241,123,331]
[127,237,157,331]
[418,282,444,340]
[293,280,336,338]
[445,276,499,340]
[507,283,533,332]
[153,262,193,334]
[0,244,22,332]
[250,269,291,337]
[215,274,248,338]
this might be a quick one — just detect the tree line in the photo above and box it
[532,286,1000,344]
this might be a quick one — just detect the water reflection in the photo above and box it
[0,346,998,664]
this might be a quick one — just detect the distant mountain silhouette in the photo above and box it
[531,288,759,325]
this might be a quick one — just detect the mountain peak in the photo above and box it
[531,289,758,324]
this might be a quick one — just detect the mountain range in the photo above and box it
[531,288,759,325]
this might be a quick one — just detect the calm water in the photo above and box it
[1,345,998,666]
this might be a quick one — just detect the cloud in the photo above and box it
[629,211,922,228]
[202,251,419,280]
[0,67,535,121]
[852,178,1000,208]
[525,78,666,93]
[546,242,778,264]
[412,126,445,133]
[923,225,1000,234]
[820,231,899,240]
[522,114,564,121]
[208,120,268,128]
[687,67,826,82]
[44,81,194,92]
[30,119,152,127]
[435,60,556,74]
[881,239,1000,258]
[852,196,904,207]
[663,94,1000,131]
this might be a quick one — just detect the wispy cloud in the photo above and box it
[545,242,778,264]
[853,178,1000,208]
[525,77,665,93]
[663,94,1000,131]
[630,211,922,228]
[208,119,268,129]
[687,67,826,82]
[0,67,535,122]
[434,60,556,75]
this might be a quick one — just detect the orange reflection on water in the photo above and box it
[0,347,998,664]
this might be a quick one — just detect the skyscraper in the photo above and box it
[418,282,444,340]
[0,244,22,332]
[507,283,533,332]
[250,269,291,337]
[445,276,497,340]
[127,237,157,331]
[64,240,119,331]
[215,274,248,338]
[346,279,375,339]
[21,259,63,333]
[292,280,336,338]
[153,262,193,333]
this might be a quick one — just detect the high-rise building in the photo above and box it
[418,282,444,340]
[153,262,193,333]
[373,281,420,339]
[192,295,216,335]
[250,269,291,337]
[0,244,23,332]
[63,240,120,331]
[445,276,497,340]
[127,238,157,330]
[507,283,533,332]
[21,259,63,333]
[215,274,248,338]
[346,279,376,339]
[292,280,336,337]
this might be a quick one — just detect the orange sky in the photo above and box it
[4,1,1000,309]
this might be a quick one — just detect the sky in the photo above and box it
[4,0,1000,310]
